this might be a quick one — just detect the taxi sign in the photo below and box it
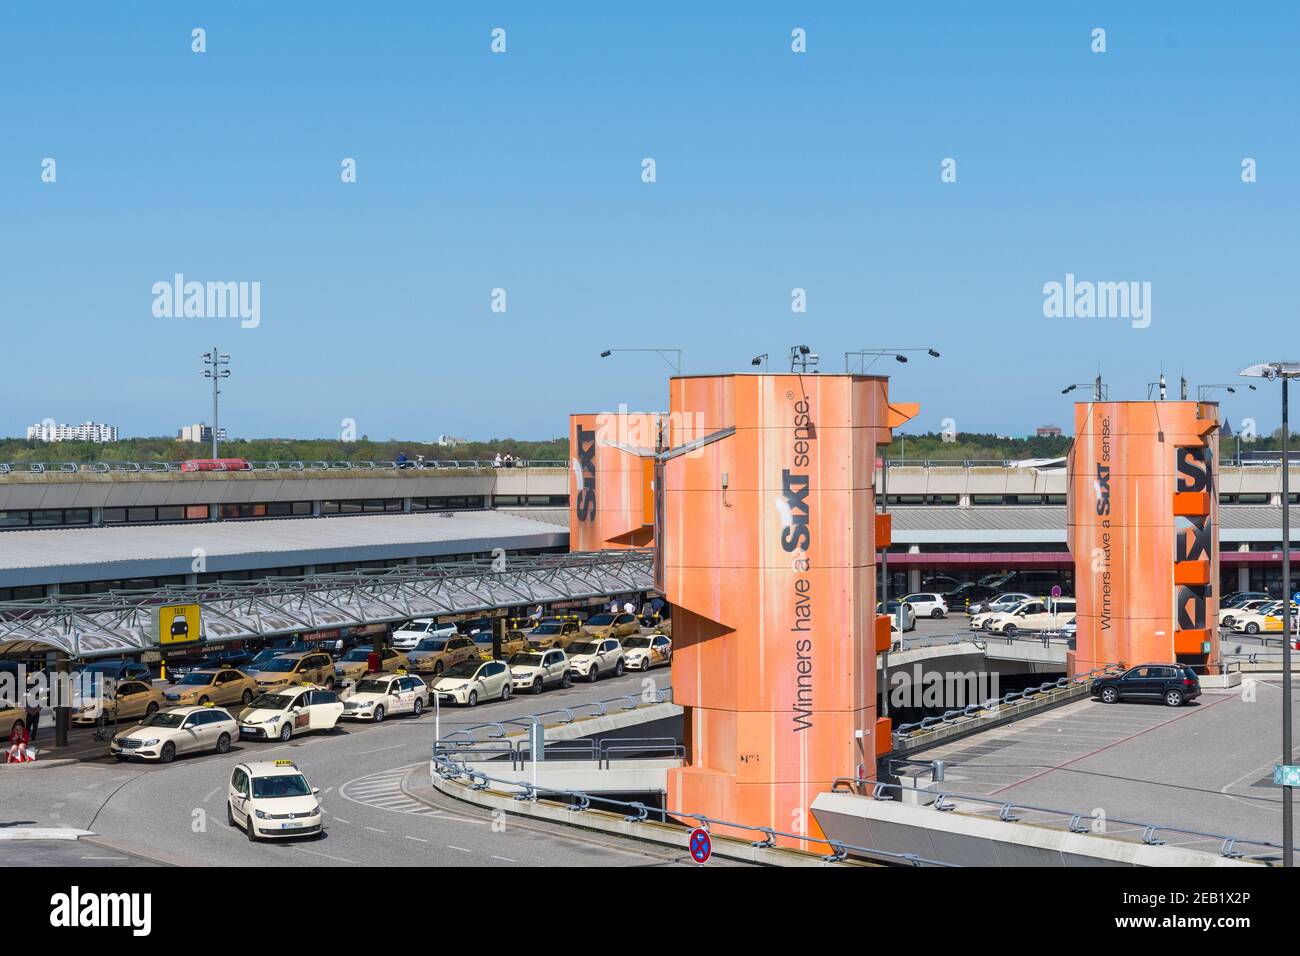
[1274,764,1300,787]
[156,603,202,646]
[688,827,712,864]
[274,759,295,768]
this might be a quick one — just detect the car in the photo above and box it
[1061,617,1077,639]
[404,634,480,677]
[1,699,25,739]
[227,759,323,841]
[1220,599,1270,628]
[1222,591,1270,608]
[391,618,457,651]
[900,592,948,619]
[159,668,258,708]
[238,685,345,741]
[565,638,626,682]
[110,704,238,762]
[580,613,640,640]
[249,651,336,692]
[621,633,671,671]
[340,674,430,721]
[166,648,254,680]
[74,659,153,686]
[472,628,531,661]
[430,659,512,706]
[986,598,1076,636]
[508,649,572,693]
[526,618,586,650]
[877,600,916,632]
[966,592,1033,618]
[1232,601,1298,634]
[71,678,166,726]
[1091,664,1201,707]
[941,582,999,612]
[333,646,409,683]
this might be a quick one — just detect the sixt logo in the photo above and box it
[779,470,811,552]
[574,425,597,521]
[1094,463,1111,516]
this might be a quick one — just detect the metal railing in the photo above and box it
[831,777,1290,865]
[0,459,568,475]
[435,735,685,771]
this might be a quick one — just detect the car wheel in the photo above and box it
[227,802,236,827]
[1164,689,1185,707]
[279,722,293,742]
[1246,622,1259,635]
[433,661,444,677]
[615,660,625,677]
[373,705,385,723]
[216,732,231,754]
[588,666,599,683]
[247,818,258,842]
[145,702,159,717]
[467,691,478,707]
[241,690,254,705]
[501,683,511,701]
[160,742,176,763]
[413,698,424,717]
[561,672,572,689]
[532,678,543,695]
[1003,624,1018,637]
[1100,687,1119,704]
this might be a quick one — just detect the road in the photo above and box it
[0,668,709,867]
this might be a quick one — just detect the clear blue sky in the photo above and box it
[1,2,1296,441]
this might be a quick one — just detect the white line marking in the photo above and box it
[491,855,516,863]
[405,836,428,843]
[365,826,387,833]
[447,845,472,853]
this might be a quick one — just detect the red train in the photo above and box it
[180,458,251,473]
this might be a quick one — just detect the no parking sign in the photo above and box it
[688,827,712,864]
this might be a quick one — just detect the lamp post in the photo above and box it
[599,348,683,375]
[844,347,941,375]
[1239,361,1300,867]
[751,353,769,371]
[201,348,231,458]
[1061,376,1106,401]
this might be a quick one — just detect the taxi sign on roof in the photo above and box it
[274,759,295,767]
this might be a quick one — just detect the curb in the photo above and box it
[0,827,92,841]
[0,758,80,771]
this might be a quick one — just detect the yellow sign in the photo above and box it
[158,603,202,645]
[274,759,294,767]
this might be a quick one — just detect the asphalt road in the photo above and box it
[0,668,702,867]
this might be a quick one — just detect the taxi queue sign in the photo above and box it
[1275,764,1300,788]
[157,603,202,646]
[689,827,711,864]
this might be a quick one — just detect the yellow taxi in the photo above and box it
[333,646,409,683]
[581,612,641,640]
[160,668,257,708]
[249,651,336,692]
[404,634,480,677]
[227,759,323,842]
[526,617,586,650]
[472,628,531,661]
[72,678,166,725]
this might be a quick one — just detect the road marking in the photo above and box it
[447,845,471,853]
[81,855,128,861]
[357,743,405,756]
[405,835,428,843]
[365,826,387,834]
[339,767,439,817]
[331,817,352,825]
[290,846,361,865]
[491,855,516,863]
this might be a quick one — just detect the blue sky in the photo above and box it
[1,2,1296,441]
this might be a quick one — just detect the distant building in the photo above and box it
[177,423,228,443]
[26,421,119,443]
[1035,425,1063,437]
[437,435,468,447]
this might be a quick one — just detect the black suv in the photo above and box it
[1091,664,1201,707]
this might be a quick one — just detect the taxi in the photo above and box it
[227,759,323,842]
[404,634,479,676]
[72,678,166,725]
[339,673,430,722]
[2,700,25,740]
[238,685,345,741]
[472,628,531,661]
[508,648,571,694]
[621,633,671,671]
[333,646,409,683]
[1234,601,1299,634]
[159,668,257,708]
[110,704,238,762]
[526,618,585,650]
[565,638,626,682]
[249,651,336,692]
[580,612,641,640]
[429,659,512,707]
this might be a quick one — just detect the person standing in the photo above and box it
[24,687,42,746]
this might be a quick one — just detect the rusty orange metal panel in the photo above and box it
[875,716,892,757]
[1173,560,1210,586]
[875,614,892,652]
[568,411,658,551]
[1172,490,1211,516]
[1174,628,1212,656]
[875,512,892,548]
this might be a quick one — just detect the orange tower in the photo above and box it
[568,411,657,552]
[658,373,915,848]
[1067,401,1221,674]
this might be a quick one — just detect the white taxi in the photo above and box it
[430,659,512,706]
[109,704,238,763]
[508,649,572,694]
[621,633,671,671]
[227,759,323,842]
[238,685,345,742]
[565,638,626,682]
[339,674,429,722]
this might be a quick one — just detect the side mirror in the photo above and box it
[311,787,321,795]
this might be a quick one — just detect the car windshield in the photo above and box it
[251,774,312,799]
[401,622,432,632]
[532,623,560,634]
[141,712,186,728]
[567,642,598,656]
[510,653,545,667]
[472,633,495,644]
[342,649,372,662]
[252,651,280,664]
[354,679,392,694]
[178,673,215,685]
[623,637,652,649]
[80,661,128,674]
[587,614,615,626]
[258,658,297,673]
[415,639,448,652]
[442,661,482,679]
[249,694,293,710]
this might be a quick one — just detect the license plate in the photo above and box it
[281,821,302,829]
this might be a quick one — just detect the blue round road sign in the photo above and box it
[689,827,712,863]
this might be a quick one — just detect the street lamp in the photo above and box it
[201,347,231,458]
[1198,383,1255,401]
[844,347,941,374]
[751,353,769,370]
[1061,376,1106,401]
[1239,360,1300,868]
[600,348,683,375]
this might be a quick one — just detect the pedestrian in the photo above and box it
[494,453,503,467]
[5,720,29,763]
[610,599,619,613]
[530,604,543,624]
[24,688,41,745]
[623,601,635,617]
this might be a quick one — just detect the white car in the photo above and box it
[431,659,512,706]
[621,634,672,671]
[508,649,572,694]
[1233,602,1298,634]
[987,598,1076,636]
[238,685,345,741]
[339,674,430,722]
[227,759,323,842]
[900,592,948,619]
[967,592,1033,619]
[877,601,915,632]
[109,705,238,763]
[1220,599,1270,629]
[391,618,457,651]
[565,638,626,682]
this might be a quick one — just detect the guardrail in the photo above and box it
[890,629,1074,653]
[436,736,685,771]
[433,688,676,751]
[831,777,1289,865]
[0,459,568,475]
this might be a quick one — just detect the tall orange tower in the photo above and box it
[658,373,915,848]
[1067,401,1221,674]
[568,411,656,552]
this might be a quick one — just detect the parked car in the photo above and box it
[900,592,948,619]
[340,674,430,721]
[110,705,238,762]
[508,649,572,693]
[72,679,166,726]
[237,685,345,741]
[1233,601,1299,635]
[430,659,512,706]
[1091,664,1201,707]
[986,598,1076,636]
[565,638,626,682]
[620,633,672,671]
[404,634,479,677]
[877,600,916,632]
[526,618,586,650]
[391,618,457,651]
[967,592,1033,617]
[1220,598,1270,628]
[580,613,640,640]
[942,583,999,612]
[159,668,257,708]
